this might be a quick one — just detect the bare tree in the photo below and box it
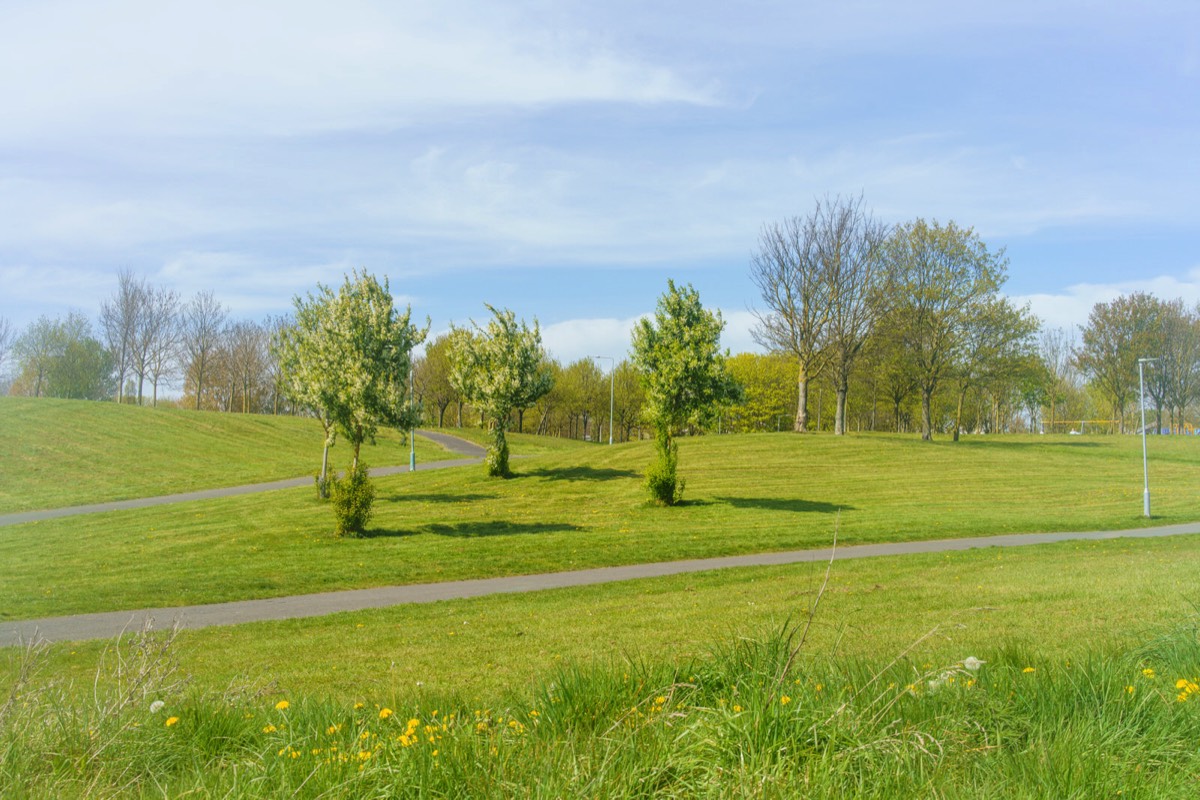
[1038,326,1077,433]
[750,210,835,432]
[99,269,147,403]
[227,319,269,413]
[0,316,13,377]
[1166,303,1200,432]
[131,286,180,406]
[181,291,228,411]
[818,195,891,435]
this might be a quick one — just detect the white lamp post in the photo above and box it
[1138,357,1158,517]
[592,356,615,445]
[409,362,416,472]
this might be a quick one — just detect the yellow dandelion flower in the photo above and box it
[327,724,342,735]
[354,702,365,710]
[275,700,290,711]
[780,695,791,705]
[1142,668,1156,678]
[1022,667,1036,674]
[262,724,277,733]
[1125,686,1135,694]
[732,704,742,713]
[379,708,394,720]
[165,716,179,727]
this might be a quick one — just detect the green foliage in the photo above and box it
[274,269,427,493]
[724,352,795,431]
[645,428,683,505]
[449,305,552,477]
[1076,291,1162,431]
[631,280,740,504]
[883,219,1009,440]
[11,312,115,400]
[330,463,375,537]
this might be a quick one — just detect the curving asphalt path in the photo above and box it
[4,521,1200,647]
[0,430,486,528]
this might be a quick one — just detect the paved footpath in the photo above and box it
[4,521,1199,647]
[0,430,486,528]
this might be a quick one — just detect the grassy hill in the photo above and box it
[4,423,1200,796]
[2,428,1197,620]
[0,397,456,513]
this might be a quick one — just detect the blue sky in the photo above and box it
[2,0,1198,364]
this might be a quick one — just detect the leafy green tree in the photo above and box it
[413,333,459,428]
[1075,292,1160,433]
[449,305,552,477]
[274,269,426,512]
[883,219,1008,441]
[631,280,741,505]
[611,359,645,442]
[724,352,795,431]
[948,297,1039,440]
[12,312,114,400]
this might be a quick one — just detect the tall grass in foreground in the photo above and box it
[4,620,1200,798]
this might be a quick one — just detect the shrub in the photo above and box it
[485,427,511,478]
[646,431,684,505]
[330,463,375,537]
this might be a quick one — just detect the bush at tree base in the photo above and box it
[330,463,375,536]
[646,430,684,505]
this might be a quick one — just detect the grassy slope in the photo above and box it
[0,397,456,512]
[1,431,1197,620]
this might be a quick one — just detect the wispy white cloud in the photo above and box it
[0,0,719,141]
[539,307,760,365]
[1008,267,1200,331]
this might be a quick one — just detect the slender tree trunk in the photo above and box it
[438,402,448,428]
[456,401,463,427]
[794,366,810,432]
[953,386,967,442]
[319,440,330,499]
[834,377,849,436]
[921,386,934,441]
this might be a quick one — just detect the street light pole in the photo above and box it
[1138,357,1158,517]
[409,362,416,472]
[592,356,615,445]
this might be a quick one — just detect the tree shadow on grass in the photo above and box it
[716,496,851,514]
[525,466,640,482]
[361,521,583,539]
[380,492,498,504]
[950,438,1102,450]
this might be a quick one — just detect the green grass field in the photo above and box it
[2,428,1197,620]
[5,534,1200,797]
[0,397,456,512]
[4,403,1200,796]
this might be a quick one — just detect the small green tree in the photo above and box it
[631,280,741,505]
[449,306,552,477]
[274,269,425,534]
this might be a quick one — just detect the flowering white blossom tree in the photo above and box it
[449,305,552,477]
[274,269,426,499]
